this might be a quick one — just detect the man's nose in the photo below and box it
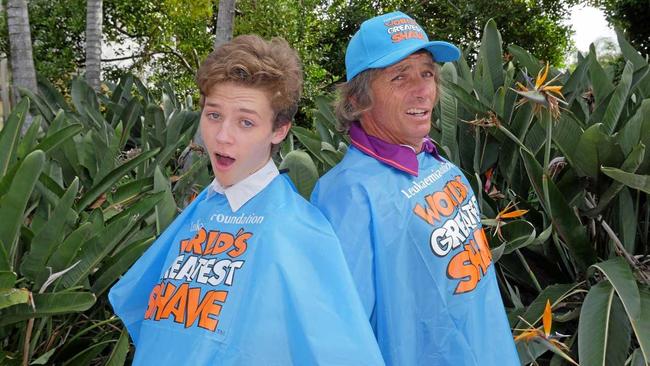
[411,76,434,99]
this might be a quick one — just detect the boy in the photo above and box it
[109,35,384,365]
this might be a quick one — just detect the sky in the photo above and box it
[568,4,619,53]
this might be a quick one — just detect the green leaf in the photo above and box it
[115,99,142,149]
[17,116,42,161]
[501,220,537,254]
[478,19,504,92]
[18,87,55,122]
[0,98,29,176]
[573,124,608,178]
[0,271,17,287]
[552,112,585,170]
[630,348,647,366]
[634,286,650,362]
[153,166,177,235]
[77,148,160,211]
[20,178,80,284]
[562,52,590,104]
[0,150,45,266]
[30,347,57,365]
[59,213,141,289]
[292,126,325,164]
[601,168,650,193]
[617,188,637,253]
[616,29,647,71]
[0,288,30,310]
[34,123,84,155]
[515,283,579,330]
[508,44,542,76]
[520,148,597,269]
[0,291,95,326]
[440,63,459,164]
[279,150,319,199]
[588,47,615,107]
[91,237,154,296]
[105,328,130,366]
[46,222,95,276]
[587,143,645,216]
[447,82,493,116]
[602,61,634,134]
[579,281,631,366]
[589,257,641,320]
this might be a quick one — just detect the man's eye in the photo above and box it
[207,112,221,120]
[392,74,405,81]
[423,71,434,78]
[240,119,255,128]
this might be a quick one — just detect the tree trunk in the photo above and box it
[6,0,37,105]
[85,0,103,91]
[214,0,236,49]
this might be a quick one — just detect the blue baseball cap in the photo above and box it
[345,11,461,81]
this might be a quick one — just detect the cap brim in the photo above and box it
[367,40,460,70]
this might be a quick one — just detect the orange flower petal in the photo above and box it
[499,209,529,219]
[543,299,552,337]
[536,62,550,89]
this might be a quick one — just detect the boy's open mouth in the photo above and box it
[215,152,235,168]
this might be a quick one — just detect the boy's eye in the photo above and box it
[240,119,255,128]
[207,112,221,120]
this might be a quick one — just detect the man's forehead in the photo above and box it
[384,52,435,72]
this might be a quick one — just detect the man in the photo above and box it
[109,35,384,365]
[311,11,520,365]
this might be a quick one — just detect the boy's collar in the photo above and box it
[206,159,279,212]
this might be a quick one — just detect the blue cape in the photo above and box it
[312,146,520,366]
[109,175,384,365]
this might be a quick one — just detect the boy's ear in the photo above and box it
[271,121,291,144]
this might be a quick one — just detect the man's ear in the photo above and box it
[271,121,291,144]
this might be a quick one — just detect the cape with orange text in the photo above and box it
[312,146,520,366]
[109,175,384,365]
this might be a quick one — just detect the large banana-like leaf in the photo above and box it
[572,123,610,178]
[18,87,55,122]
[117,98,143,149]
[20,178,80,285]
[292,126,325,164]
[578,281,632,366]
[91,236,154,296]
[602,61,634,134]
[153,166,177,235]
[562,52,590,104]
[551,112,583,170]
[46,222,95,278]
[440,63,459,164]
[33,123,84,155]
[0,98,30,176]
[588,46,615,107]
[0,291,95,326]
[587,143,645,215]
[0,150,45,267]
[520,148,597,269]
[507,44,542,76]
[601,167,650,193]
[617,187,637,253]
[105,328,130,366]
[514,283,579,330]
[589,258,641,319]
[59,193,162,289]
[616,30,647,71]
[636,287,650,362]
[76,148,160,211]
[279,150,319,199]
[17,116,42,161]
[478,19,504,94]
[0,288,29,310]
[498,103,534,183]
